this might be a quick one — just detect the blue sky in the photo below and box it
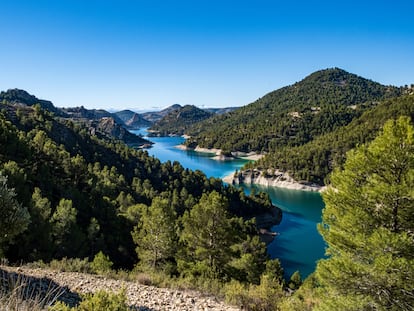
[1,0,413,111]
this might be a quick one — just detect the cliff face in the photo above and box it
[255,206,282,244]
[230,169,324,192]
[94,117,151,146]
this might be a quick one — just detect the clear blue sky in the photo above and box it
[1,0,413,111]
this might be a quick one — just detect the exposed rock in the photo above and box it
[114,110,152,129]
[0,88,66,117]
[255,206,283,244]
[229,169,325,192]
[92,117,152,147]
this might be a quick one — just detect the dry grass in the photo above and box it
[0,267,67,311]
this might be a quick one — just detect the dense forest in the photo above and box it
[185,68,403,153]
[0,97,281,285]
[250,94,414,184]
[283,116,414,310]
[1,80,413,310]
[148,105,213,136]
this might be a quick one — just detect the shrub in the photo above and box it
[50,290,128,311]
[49,257,91,273]
[91,252,113,275]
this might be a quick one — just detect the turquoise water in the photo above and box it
[134,129,250,179]
[243,185,326,278]
[132,129,326,278]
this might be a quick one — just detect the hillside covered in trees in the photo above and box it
[185,68,403,153]
[148,105,213,136]
[1,86,413,310]
[250,94,414,185]
[0,95,282,285]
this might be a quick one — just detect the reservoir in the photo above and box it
[131,129,326,278]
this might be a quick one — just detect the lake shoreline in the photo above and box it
[222,169,326,192]
[175,144,264,161]
[175,144,324,192]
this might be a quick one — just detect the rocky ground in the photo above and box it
[0,266,241,310]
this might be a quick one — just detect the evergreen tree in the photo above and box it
[0,172,30,254]
[315,116,414,310]
[179,191,235,278]
[51,198,84,257]
[132,198,177,269]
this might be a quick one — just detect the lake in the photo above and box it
[131,129,326,278]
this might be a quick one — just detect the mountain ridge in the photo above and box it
[148,105,213,136]
[185,68,403,153]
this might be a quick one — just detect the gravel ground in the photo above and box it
[1,266,241,311]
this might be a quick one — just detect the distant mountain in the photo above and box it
[141,104,182,123]
[0,88,275,273]
[0,89,66,117]
[185,68,403,153]
[113,110,152,129]
[148,105,213,136]
[205,107,240,115]
[92,116,150,146]
[0,89,150,147]
[61,106,125,124]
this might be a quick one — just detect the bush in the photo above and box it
[223,275,285,311]
[50,290,128,311]
[49,257,91,273]
[224,280,249,306]
[91,252,113,275]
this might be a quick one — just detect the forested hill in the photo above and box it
[148,104,213,136]
[0,89,150,146]
[0,89,66,117]
[0,98,278,282]
[185,68,403,153]
[141,104,182,123]
[250,94,414,185]
[113,109,152,129]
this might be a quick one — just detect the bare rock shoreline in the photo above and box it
[223,169,325,192]
[176,144,323,192]
[1,266,240,311]
[175,145,263,161]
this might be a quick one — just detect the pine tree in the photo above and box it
[132,198,177,269]
[315,116,414,310]
[0,172,30,254]
[179,191,235,278]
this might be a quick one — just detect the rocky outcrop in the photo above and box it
[0,88,66,117]
[1,266,240,311]
[255,206,283,244]
[93,117,152,147]
[227,169,324,192]
[114,110,152,129]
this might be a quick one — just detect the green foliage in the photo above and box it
[149,104,213,136]
[0,95,272,278]
[179,191,235,278]
[50,290,129,311]
[288,271,302,290]
[255,94,414,184]
[49,257,91,273]
[229,235,268,284]
[186,68,402,153]
[91,251,113,274]
[315,116,414,310]
[132,198,177,270]
[0,172,30,254]
[224,274,285,311]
